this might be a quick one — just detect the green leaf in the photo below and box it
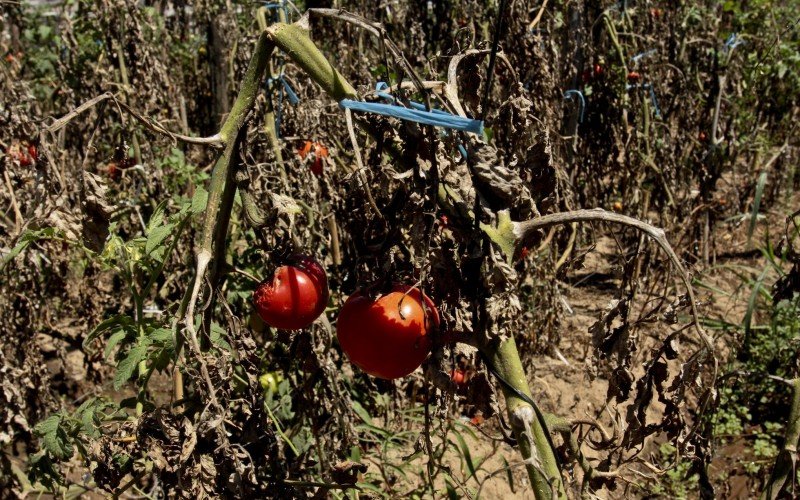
[84,315,134,348]
[191,187,208,214]
[1,227,58,269]
[147,201,169,233]
[148,327,174,346]
[747,172,767,244]
[453,430,476,479]
[114,344,148,390]
[351,401,374,426]
[104,329,130,359]
[146,223,175,255]
[35,415,73,460]
[210,323,231,351]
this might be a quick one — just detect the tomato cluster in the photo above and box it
[253,255,440,380]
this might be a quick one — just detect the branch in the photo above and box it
[46,92,223,147]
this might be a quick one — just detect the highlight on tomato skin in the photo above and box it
[336,285,439,380]
[253,255,329,331]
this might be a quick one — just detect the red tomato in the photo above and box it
[451,368,467,386]
[107,162,121,181]
[337,285,439,379]
[627,71,641,82]
[698,131,708,142]
[253,255,329,330]
[7,143,31,166]
[518,246,530,261]
[27,144,37,163]
[298,141,329,176]
[594,64,603,76]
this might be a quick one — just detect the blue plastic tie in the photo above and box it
[338,82,484,135]
[263,1,290,22]
[626,83,661,119]
[723,33,744,53]
[457,144,468,160]
[563,90,586,123]
[630,49,657,66]
[267,74,299,137]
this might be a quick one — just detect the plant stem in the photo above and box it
[480,336,566,499]
[761,378,800,500]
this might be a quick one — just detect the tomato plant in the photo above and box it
[336,285,438,379]
[253,255,329,330]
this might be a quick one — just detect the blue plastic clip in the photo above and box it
[338,82,484,135]
[564,90,586,123]
[723,33,744,54]
[267,74,299,137]
[630,49,657,66]
[263,1,290,22]
[626,83,661,119]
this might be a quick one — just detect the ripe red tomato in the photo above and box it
[7,142,32,166]
[253,255,329,330]
[594,64,603,76]
[337,285,439,379]
[698,131,708,142]
[450,368,467,386]
[627,71,641,82]
[298,141,329,176]
[107,162,121,181]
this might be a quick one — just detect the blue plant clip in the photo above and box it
[630,49,657,66]
[263,0,290,22]
[338,82,484,135]
[626,83,661,119]
[267,73,300,137]
[723,33,744,54]
[563,89,586,123]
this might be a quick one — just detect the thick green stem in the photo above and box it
[762,378,800,500]
[481,336,566,500]
[265,22,357,101]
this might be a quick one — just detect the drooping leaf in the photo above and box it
[35,415,73,460]
[84,315,135,348]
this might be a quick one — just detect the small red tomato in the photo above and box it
[7,143,31,166]
[298,141,329,176]
[27,144,37,163]
[518,246,530,261]
[594,64,603,76]
[627,71,641,82]
[254,255,329,330]
[107,162,121,181]
[451,368,467,386]
[470,415,484,426]
[337,285,439,379]
[698,131,708,142]
[4,54,14,64]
